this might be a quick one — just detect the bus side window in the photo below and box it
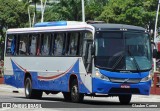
[68,32,78,56]
[6,35,16,55]
[18,34,29,55]
[29,34,38,55]
[41,33,51,56]
[51,33,56,55]
[54,33,65,56]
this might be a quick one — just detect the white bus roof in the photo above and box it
[7,21,94,34]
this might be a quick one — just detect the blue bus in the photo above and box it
[4,21,153,104]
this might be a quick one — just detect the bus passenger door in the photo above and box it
[82,40,93,93]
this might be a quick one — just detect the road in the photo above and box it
[0,90,160,111]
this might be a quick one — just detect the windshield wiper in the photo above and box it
[127,49,140,72]
[111,52,124,71]
[95,65,109,70]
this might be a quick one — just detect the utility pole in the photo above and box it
[153,0,160,72]
[34,0,37,24]
[82,0,85,22]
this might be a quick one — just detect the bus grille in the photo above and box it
[109,78,141,83]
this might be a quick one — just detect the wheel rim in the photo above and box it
[25,79,31,96]
[71,86,78,100]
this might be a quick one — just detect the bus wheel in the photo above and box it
[70,79,84,103]
[118,94,132,104]
[25,77,42,99]
[62,92,71,101]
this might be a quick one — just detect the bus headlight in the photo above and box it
[95,69,110,81]
[140,74,152,82]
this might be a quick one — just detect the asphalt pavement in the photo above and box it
[0,84,160,102]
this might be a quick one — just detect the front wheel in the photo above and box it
[70,79,84,103]
[25,77,42,99]
[118,94,132,104]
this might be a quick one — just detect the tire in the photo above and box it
[70,79,84,103]
[119,94,132,104]
[62,92,71,101]
[25,77,42,99]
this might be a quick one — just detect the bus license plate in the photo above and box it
[121,84,130,88]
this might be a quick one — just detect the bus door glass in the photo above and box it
[83,32,93,73]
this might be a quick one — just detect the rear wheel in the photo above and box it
[70,79,84,103]
[118,94,132,104]
[25,77,42,99]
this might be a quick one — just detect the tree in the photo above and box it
[0,0,28,37]
[98,0,159,31]
[40,0,47,22]
[44,0,109,22]
[0,0,28,59]
[22,0,32,27]
[23,0,47,25]
[31,0,41,24]
[44,0,85,21]
[85,0,108,21]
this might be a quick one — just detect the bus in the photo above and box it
[4,21,153,104]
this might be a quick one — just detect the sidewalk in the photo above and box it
[0,84,24,93]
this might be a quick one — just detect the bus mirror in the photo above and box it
[153,49,157,58]
[91,45,95,55]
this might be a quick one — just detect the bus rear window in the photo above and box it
[6,35,16,55]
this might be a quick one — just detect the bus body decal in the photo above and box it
[37,60,76,81]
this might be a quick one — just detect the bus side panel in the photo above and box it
[4,75,16,87]
[36,75,63,91]
[79,58,92,93]
[35,59,90,93]
[30,72,39,89]
[4,57,91,93]
[4,57,24,88]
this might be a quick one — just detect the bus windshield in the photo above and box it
[95,31,152,72]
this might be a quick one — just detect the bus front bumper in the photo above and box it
[92,78,152,95]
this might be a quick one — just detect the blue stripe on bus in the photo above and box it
[34,21,67,27]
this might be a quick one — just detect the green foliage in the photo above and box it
[0,0,27,59]
[0,0,159,32]
[44,0,109,22]
[0,0,28,28]
[85,0,104,20]
[44,0,83,21]
[0,0,28,42]
[98,0,158,30]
